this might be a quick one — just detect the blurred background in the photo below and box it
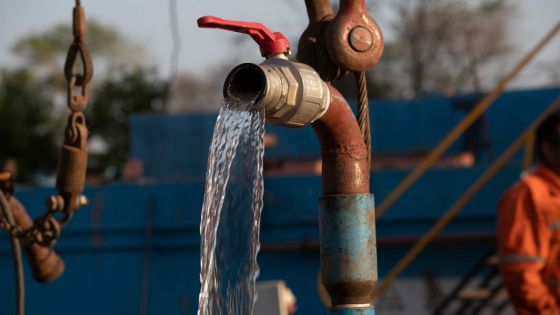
[0,0,558,183]
[0,1,559,314]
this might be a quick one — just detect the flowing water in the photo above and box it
[197,96,265,315]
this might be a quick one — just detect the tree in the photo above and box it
[11,19,145,102]
[86,68,166,176]
[379,0,513,98]
[167,73,222,113]
[0,69,60,182]
[12,19,144,76]
[3,20,162,180]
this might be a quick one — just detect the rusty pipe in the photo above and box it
[339,0,365,13]
[216,16,375,310]
[7,198,65,283]
[305,0,334,22]
[225,65,374,309]
[313,85,369,194]
[224,63,368,194]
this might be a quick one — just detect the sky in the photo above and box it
[0,0,559,90]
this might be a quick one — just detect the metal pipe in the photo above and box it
[224,63,369,194]
[313,85,369,194]
[225,61,374,311]
[304,0,333,22]
[317,168,375,311]
[319,194,376,309]
[338,0,365,13]
[7,197,65,283]
[215,16,375,312]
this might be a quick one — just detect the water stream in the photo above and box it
[197,96,265,315]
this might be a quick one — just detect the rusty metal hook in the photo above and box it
[298,0,383,79]
[31,216,61,248]
[326,0,384,72]
[297,0,346,82]
[64,42,93,86]
[54,111,89,217]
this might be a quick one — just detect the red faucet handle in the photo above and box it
[197,16,290,57]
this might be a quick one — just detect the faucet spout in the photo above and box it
[224,58,330,127]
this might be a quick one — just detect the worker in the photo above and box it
[497,111,560,314]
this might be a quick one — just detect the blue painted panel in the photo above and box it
[0,166,522,314]
[371,95,463,153]
[484,88,560,157]
[131,87,559,179]
[3,88,558,314]
[330,307,375,314]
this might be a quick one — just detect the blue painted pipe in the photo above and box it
[330,306,375,315]
[318,193,377,312]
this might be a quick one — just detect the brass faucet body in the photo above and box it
[224,56,330,127]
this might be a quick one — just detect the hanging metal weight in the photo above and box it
[54,112,88,218]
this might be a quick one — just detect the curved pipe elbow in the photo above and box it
[224,61,369,195]
[313,85,369,195]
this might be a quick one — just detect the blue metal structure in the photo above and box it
[319,194,377,313]
[0,87,558,314]
[130,87,559,179]
[330,308,375,315]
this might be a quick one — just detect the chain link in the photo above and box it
[0,219,23,239]
[0,0,92,249]
[53,0,92,225]
[63,0,93,112]
[0,197,63,248]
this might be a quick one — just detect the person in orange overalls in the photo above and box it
[498,111,560,314]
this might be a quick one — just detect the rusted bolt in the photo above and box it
[79,195,88,207]
[348,26,373,52]
[46,195,65,212]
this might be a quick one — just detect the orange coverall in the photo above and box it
[498,164,560,314]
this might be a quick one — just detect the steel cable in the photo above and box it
[355,71,371,167]
[0,192,24,315]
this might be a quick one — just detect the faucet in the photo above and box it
[199,9,382,314]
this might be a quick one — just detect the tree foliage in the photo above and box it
[11,19,145,98]
[372,0,514,98]
[12,19,144,73]
[86,69,166,176]
[2,20,161,182]
[0,69,60,182]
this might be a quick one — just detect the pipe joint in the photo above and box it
[319,194,377,308]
